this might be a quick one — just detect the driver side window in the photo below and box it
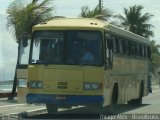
[105,32,113,68]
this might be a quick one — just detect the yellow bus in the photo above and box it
[26,18,151,113]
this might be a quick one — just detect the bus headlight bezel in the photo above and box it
[84,82,99,90]
[29,81,43,89]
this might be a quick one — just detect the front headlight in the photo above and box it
[29,81,43,89]
[30,82,37,88]
[37,82,43,88]
[84,82,92,90]
[84,82,99,90]
[91,83,99,90]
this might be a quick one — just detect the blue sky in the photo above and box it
[0,0,160,80]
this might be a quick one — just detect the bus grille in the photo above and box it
[57,82,68,89]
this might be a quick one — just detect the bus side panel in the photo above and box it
[103,56,148,106]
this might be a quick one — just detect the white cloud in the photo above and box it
[0,13,17,80]
[0,35,4,69]
[0,10,6,15]
[53,0,160,43]
[102,0,160,43]
[54,0,99,17]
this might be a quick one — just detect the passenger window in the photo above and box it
[130,42,133,55]
[134,43,138,56]
[142,45,145,57]
[136,44,140,56]
[119,38,123,55]
[132,42,136,56]
[126,40,130,56]
[147,46,151,59]
[112,36,117,54]
[122,39,126,55]
[115,37,120,54]
[144,45,147,57]
[106,34,113,49]
[139,45,142,56]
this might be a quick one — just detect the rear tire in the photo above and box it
[46,104,58,114]
[128,82,143,106]
[127,97,142,105]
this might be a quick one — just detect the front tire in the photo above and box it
[46,104,58,114]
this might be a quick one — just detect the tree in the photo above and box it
[6,0,54,100]
[117,5,154,38]
[150,40,160,87]
[150,40,160,73]
[80,5,112,21]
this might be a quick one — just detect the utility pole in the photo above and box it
[32,0,38,3]
[99,0,102,11]
[99,0,103,12]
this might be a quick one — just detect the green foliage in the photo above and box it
[116,5,159,73]
[80,5,112,21]
[150,40,160,73]
[6,0,54,100]
[6,0,54,43]
[117,5,154,38]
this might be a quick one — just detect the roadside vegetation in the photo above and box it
[80,4,160,75]
[6,0,54,100]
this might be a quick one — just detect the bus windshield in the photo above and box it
[30,30,103,66]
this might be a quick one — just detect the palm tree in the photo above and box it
[117,5,154,38]
[150,40,160,73]
[80,5,112,21]
[6,0,54,100]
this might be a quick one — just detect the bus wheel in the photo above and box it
[128,82,143,106]
[127,97,142,106]
[46,104,58,114]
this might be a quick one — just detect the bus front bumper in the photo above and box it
[26,94,104,105]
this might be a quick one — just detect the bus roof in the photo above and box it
[33,18,107,29]
[33,18,150,44]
